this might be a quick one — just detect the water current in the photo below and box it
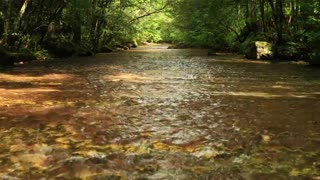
[0,44,319,179]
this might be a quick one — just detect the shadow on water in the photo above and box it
[0,44,320,179]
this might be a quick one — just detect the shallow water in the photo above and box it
[0,44,319,179]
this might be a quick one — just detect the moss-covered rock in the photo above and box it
[244,41,274,60]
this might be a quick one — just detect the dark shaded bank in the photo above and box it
[0,41,140,67]
[167,41,320,66]
[0,47,36,66]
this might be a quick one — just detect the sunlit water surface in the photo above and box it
[0,44,319,179]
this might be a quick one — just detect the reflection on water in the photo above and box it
[0,44,319,179]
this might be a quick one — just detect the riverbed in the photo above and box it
[0,44,319,179]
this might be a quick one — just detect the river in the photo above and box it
[0,44,319,179]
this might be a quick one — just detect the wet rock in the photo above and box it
[233,154,250,164]
[170,129,204,145]
[10,144,27,153]
[0,175,21,180]
[11,153,49,169]
[192,147,221,159]
[261,135,271,143]
[77,150,106,159]
[63,156,87,163]
[148,169,191,180]
[148,170,171,179]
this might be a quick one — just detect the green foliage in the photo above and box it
[15,48,37,61]
[0,0,174,56]
[132,12,173,43]
[34,49,49,60]
[164,0,320,59]
[1,0,320,61]
[167,0,244,49]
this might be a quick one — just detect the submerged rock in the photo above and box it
[192,147,221,159]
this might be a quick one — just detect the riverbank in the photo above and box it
[1,43,317,69]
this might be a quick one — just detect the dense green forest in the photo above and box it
[169,0,320,63]
[1,0,320,64]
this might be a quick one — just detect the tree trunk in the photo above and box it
[259,0,265,31]
[72,11,82,44]
[275,0,284,44]
[0,16,4,40]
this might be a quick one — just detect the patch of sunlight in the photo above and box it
[306,92,320,95]
[0,88,60,106]
[0,88,59,93]
[10,144,53,170]
[34,82,63,86]
[0,73,77,82]
[185,166,212,174]
[210,91,311,99]
[83,142,151,155]
[11,154,48,169]
[75,150,106,159]
[129,48,171,52]
[0,98,37,106]
[104,73,157,83]
[42,100,74,106]
[208,58,270,64]
[0,99,75,107]
[152,141,223,158]
[290,168,314,177]
[129,43,171,52]
[272,85,293,90]
[152,142,183,152]
[81,140,221,158]
[192,147,222,159]
[55,137,79,144]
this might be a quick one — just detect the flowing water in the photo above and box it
[0,44,319,179]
